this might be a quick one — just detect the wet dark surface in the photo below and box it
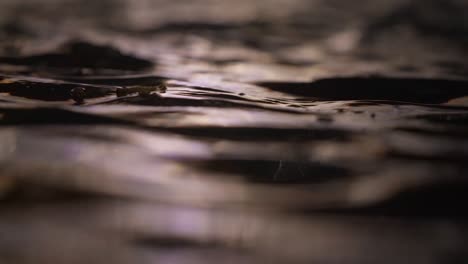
[0,0,468,263]
[257,77,468,103]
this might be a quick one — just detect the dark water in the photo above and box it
[0,0,468,263]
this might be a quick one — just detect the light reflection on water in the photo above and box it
[1,0,468,263]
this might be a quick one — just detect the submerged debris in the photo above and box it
[116,81,167,97]
[70,87,87,104]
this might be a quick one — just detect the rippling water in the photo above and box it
[1,1,468,263]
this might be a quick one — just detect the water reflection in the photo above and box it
[1,0,468,263]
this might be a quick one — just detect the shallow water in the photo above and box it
[1,1,468,263]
